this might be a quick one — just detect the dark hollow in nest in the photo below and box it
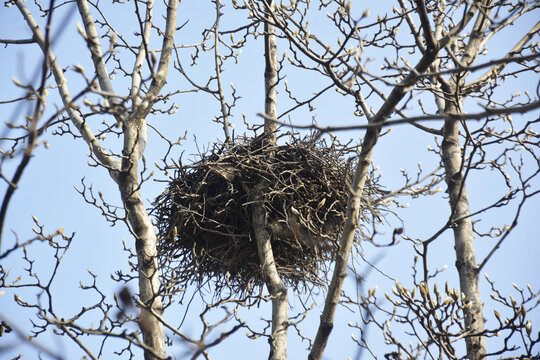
[153,135,381,296]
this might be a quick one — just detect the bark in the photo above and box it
[118,1,178,357]
[441,103,486,360]
[308,4,481,357]
[16,0,179,357]
[308,132,378,360]
[118,156,167,360]
[309,26,447,358]
[436,3,493,358]
[254,3,288,358]
[263,0,278,145]
[76,0,116,97]
[15,0,120,172]
[251,184,288,360]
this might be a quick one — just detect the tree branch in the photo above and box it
[466,21,540,91]
[14,0,120,173]
[262,0,279,145]
[130,0,154,106]
[76,0,120,107]
[414,0,438,51]
[264,99,540,133]
[214,0,231,143]
[309,12,447,360]
[0,37,36,44]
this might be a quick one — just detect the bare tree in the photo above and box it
[1,0,539,359]
[2,0,177,358]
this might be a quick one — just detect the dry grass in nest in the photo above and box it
[153,134,383,297]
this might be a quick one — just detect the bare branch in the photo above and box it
[264,99,540,133]
[76,0,117,96]
[310,16,448,360]
[0,36,36,44]
[263,0,279,144]
[414,0,438,51]
[14,0,120,172]
[466,21,540,91]
[214,0,231,143]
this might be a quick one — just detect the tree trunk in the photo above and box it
[118,123,167,360]
[254,3,288,358]
[441,103,486,360]
[309,29,446,359]
[115,0,178,356]
[308,125,379,360]
[251,184,288,360]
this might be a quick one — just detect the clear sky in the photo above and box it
[1,1,539,359]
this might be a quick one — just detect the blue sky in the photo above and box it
[1,1,539,359]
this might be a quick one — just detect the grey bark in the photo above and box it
[308,1,483,354]
[441,107,486,360]
[309,44,446,360]
[436,3,492,352]
[263,0,278,144]
[253,2,288,358]
[251,184,288,360]
[116,1,178,357]
[118,156,167,359]
[435,3,497,358]
[16,0,179,358]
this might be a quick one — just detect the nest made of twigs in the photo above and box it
[153,134,382,297]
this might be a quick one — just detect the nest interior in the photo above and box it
[153,135,380,296]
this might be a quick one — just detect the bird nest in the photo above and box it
[153,134,383,297]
